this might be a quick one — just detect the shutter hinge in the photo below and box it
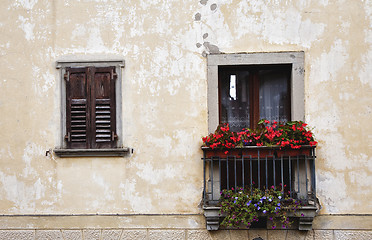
[65,132,71,142]
[111,69,117,80]
[112,132,118,141]
[64,72,69,82]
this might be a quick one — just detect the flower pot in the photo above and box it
[202,146,314,159]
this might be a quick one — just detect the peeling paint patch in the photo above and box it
[339,92,354,101]
[262,7,324,46]
[319,0,329,6]
[135,162,176,185]
[349,170,372,189]
[172,129,198,157]
[310,39,348,84]
[87,27,108,52]
[222,1,325,47]
[193,1,233,52]
[71,24,87,39]
[317,171,349,213]
[0,146,14,160]
[92,173,114,201]
[144,134,172,157]
[138,100,158,130]
[0,42,10,57]
[18,16,35,41]
[119,179,152,213]
[32,66,55,95]
[13,0,38,10]
[358,48,372,88]
[0,173,45,213]
[22,142,44,177]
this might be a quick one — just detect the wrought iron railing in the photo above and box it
[202,146,317,207]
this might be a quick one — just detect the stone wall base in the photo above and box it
[0,229,372,240]
[0,214,370,240]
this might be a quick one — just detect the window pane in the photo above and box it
[259,68,291,123]
[220,70,250,132]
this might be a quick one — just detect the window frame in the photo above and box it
[54,60,128,157]
[218,64,292,130]
[207,52,305,133]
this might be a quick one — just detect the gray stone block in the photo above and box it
[148,230,185,240]
[36,230,63,240]
[0,230,35,240]
[83,230,100,240]
[62,230,83,240]
[286,230,308,240]
[267,230,287,240]
[249,230,268,240]
[304,230,314,240]
[334,230,372,240]
[230,230,248,239]
[314,230,332,240]
[209,230,230,240]
[102,230,122,240]
[120,230,147,240]
[187,230,212,240]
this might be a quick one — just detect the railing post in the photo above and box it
[211,157,221,203]
[203,150,206,204]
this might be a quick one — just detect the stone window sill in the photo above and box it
[53,148,130,157]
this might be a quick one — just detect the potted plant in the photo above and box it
[219,186,301,229]
[201,119,317,158]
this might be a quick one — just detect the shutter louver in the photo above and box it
[70,99,87,142]
[95,99,111,142]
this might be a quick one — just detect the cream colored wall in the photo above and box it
[0,0,370,217]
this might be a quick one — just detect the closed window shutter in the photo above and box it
[65,66,117,149]
[65,67,89,149]
[91,66,117,148]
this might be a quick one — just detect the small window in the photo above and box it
[219,64,291,131]
[65,66,117,149]
[54,60,128,157]
[207,52,305,132]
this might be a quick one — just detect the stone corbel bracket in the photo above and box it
[203,206,221,231]
[296,205,318,230]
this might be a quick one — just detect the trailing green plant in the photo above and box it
[202,119,317,150]
[219,186,300,229]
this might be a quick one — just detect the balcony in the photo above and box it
[202,146,318,231]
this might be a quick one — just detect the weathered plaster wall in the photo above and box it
[0,0,371,219]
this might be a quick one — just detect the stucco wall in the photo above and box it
[0,0,371,220]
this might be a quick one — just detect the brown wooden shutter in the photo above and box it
[65,67,89,149]
[91,66,117,148]
[65,66,117,149]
